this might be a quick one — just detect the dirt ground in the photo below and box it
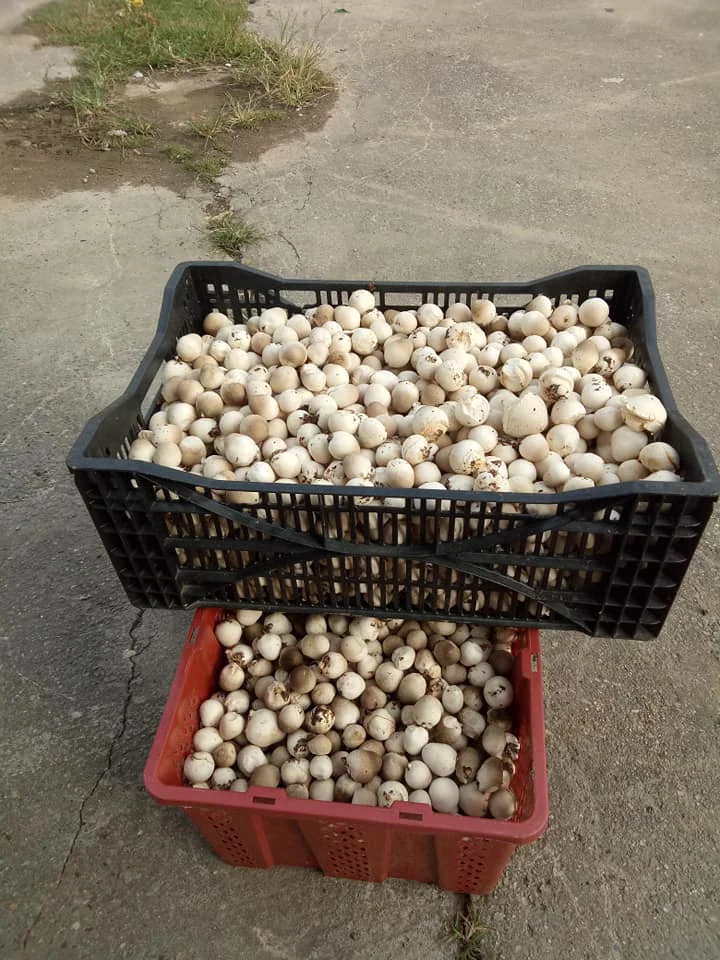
[0,70,334,200]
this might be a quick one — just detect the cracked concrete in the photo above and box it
[0,1,76,106]
[1,1,720,959]
[20,610,148,952]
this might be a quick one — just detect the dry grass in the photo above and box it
[30,1,332,151]
[189,96,284,141]
[445,899,493,960]
[235,30,333,108]
[52,78,155,146]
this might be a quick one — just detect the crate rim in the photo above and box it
[67,261,720,499]
[144,609,549,846]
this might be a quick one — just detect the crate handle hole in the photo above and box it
[398,811,424,821]
[252,796,276,805]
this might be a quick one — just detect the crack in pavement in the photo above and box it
[299,143,314,212]
[20,609,150,952]
[278,231,301,265]
[300,173,314,211]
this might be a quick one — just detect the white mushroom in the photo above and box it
[377,781,409,807]
[428,777,459,813]
[499,357,533,393]
[622,394,667,434]
[550,303,578,330]
[421,743,457,777]
[483,677,514,709]
[502,395,549,438]
[578,297,610,327]
[613,364,647,391]
[412,695,443,729]
[611,425,648,463]
[448,440,486,476]
[639,442,680,473]
[403,725,430,756]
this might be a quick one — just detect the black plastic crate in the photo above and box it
[67,263,719,639]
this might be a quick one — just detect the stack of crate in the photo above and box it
[68,263,718,893]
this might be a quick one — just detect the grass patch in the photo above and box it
[30,0,332,119]
[31,0,255,80]
[445,900,493,960]
[24,0,334,189]
[207,209,265,258]
[53,74,155,144]
[30,0,257,143]
[234,31,333,108]
[161,143,226,180]
[54,72,111,116]
[189,95,284,141]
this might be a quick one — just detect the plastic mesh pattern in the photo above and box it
[450,837,512,894]
[188,810,257,867]
[307,821,375,881]
[69,264,719,638]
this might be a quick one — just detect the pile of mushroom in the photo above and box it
[130,289,682,499]
[184,612,521,819]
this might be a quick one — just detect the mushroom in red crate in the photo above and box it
[172,610,532,819]
[144,605,550,893]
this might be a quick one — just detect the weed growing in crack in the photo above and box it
[207,209,266,259]
[445,897,494,960]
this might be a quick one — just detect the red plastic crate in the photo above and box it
[144,610,548,894]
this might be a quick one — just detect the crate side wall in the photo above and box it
[71,264,718,635]
[144,610,547,893]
